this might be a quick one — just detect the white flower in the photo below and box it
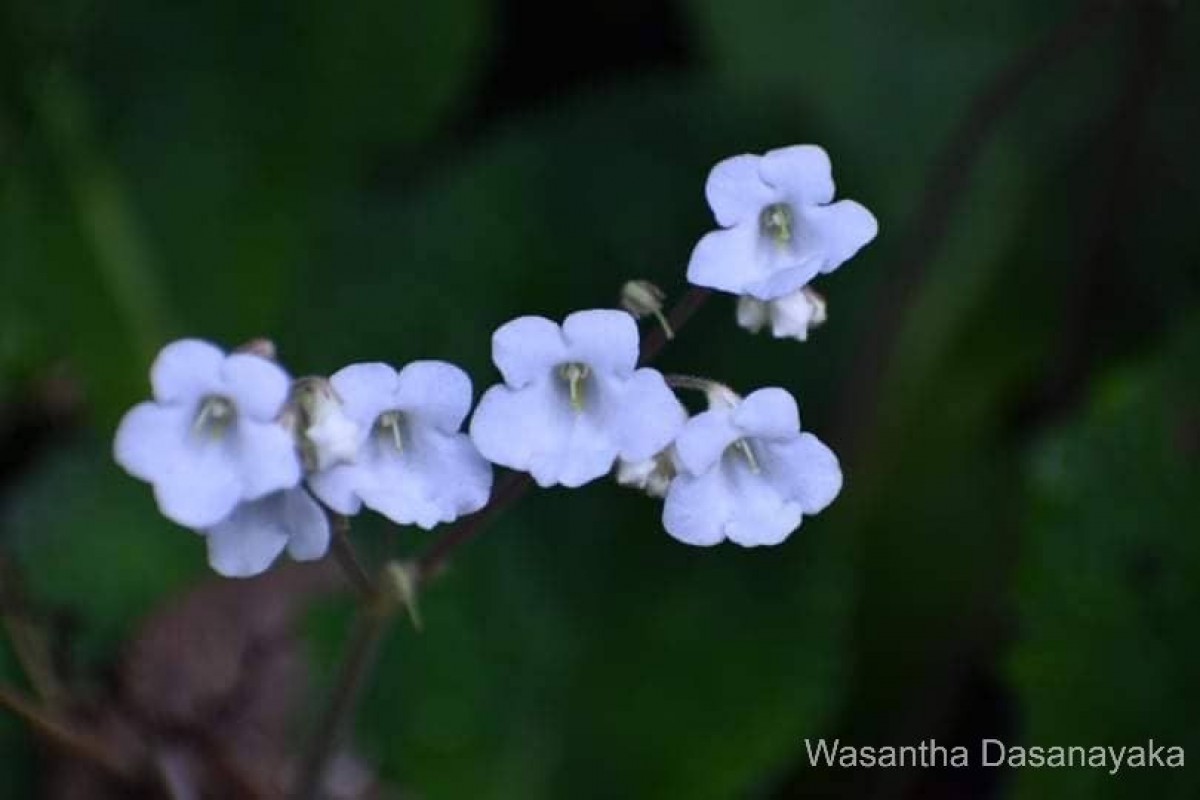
[114,339,301,528]
[615,449,677,499]
[202,487,330,578]
[663,388,842,547]
[687,145,877,300]
[307,361,492,529]
[736,286,827,341]
[469,309,686,488]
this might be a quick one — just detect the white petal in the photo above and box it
[736,296,769,333]
[113,402,190,482]
[153,444,242,528]
[732,388,800,440]
[355,430,492,528]
[760,145,835,206]
[203,495,291,578]
[768,289,822,340]
[743,258,822,301]
[470,382,615,488]
[722,459,805,546]
[705,154,779,228]
[307,465,364,516]
[686,224,769,296]
[150,339,224,404]
[673,408,740,476]
[662,468,732,546]
[306,409,361,470]
[561,310,639,377]
[220,354,291,421]
[281,489,331,561]
[329,363,400,429]
[601,369,686,462]
[492,316,567,388]
[762,432,843,514]
[393,360,474,433]
[801,199,878,275]
[233,420,302,499]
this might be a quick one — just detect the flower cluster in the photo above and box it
[114,342,491,576]
[114,143,875,577]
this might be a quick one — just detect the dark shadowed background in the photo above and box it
[1,0,1198,798]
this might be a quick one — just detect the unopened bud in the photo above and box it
[735,285,827,342]
[620,280,673,339]
[287,377,361,472]
[615,449,677,498]
[234,337,277,360]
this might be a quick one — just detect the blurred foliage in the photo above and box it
[1,0,1199,798]
[1011,318,1200,799]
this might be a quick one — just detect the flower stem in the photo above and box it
[327,512,376,601]
[292,601,393,800]
[298,284,714,798]
[0,684,140,781]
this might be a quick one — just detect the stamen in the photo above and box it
[760,202,794,245]
[557,362,591,412]
[733,438,761,474]
[377,411,404,452]
[192,395,236,439]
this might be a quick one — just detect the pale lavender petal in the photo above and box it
[743,258,821,301]
[662,468,731,546]
[150,339,224,404]
[601,369,686,462]
[705,153,779,227]
[548,410,619,488]
[329,363,400,429]
[356,430,492,528]
[731,388,800,440]
[153,445,242,528]
[471,381,580,487]
[762,433,843,514]
[686,224,767,296]
[113,402,190,482]
[393,360,474,433]
[801,199,879,275]
[233,420,302,499]
[221,354,291,421]
[760,145,835,206]
[721,460,804,546]
[492,316,568,388]
[306,465,364,516]
[282,489,331,561]
[672,408,740,476]
[204,495,291,578]
[561,310,639,377]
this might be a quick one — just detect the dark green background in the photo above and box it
[2,0,1198,797]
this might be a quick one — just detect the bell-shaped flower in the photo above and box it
[202,487,330,578]
[307,361,492,529]
[736,286,827,341]
[113,339,301,528]
[470,309,686,488]
[663,388,841,546]
[687,145,877,300]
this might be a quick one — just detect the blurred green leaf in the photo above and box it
[1009,318,1200,799]
[3,437,204,665]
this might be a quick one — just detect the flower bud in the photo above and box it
[287,376,361,472]
[620,280,673,339]
[616,448,677,498]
